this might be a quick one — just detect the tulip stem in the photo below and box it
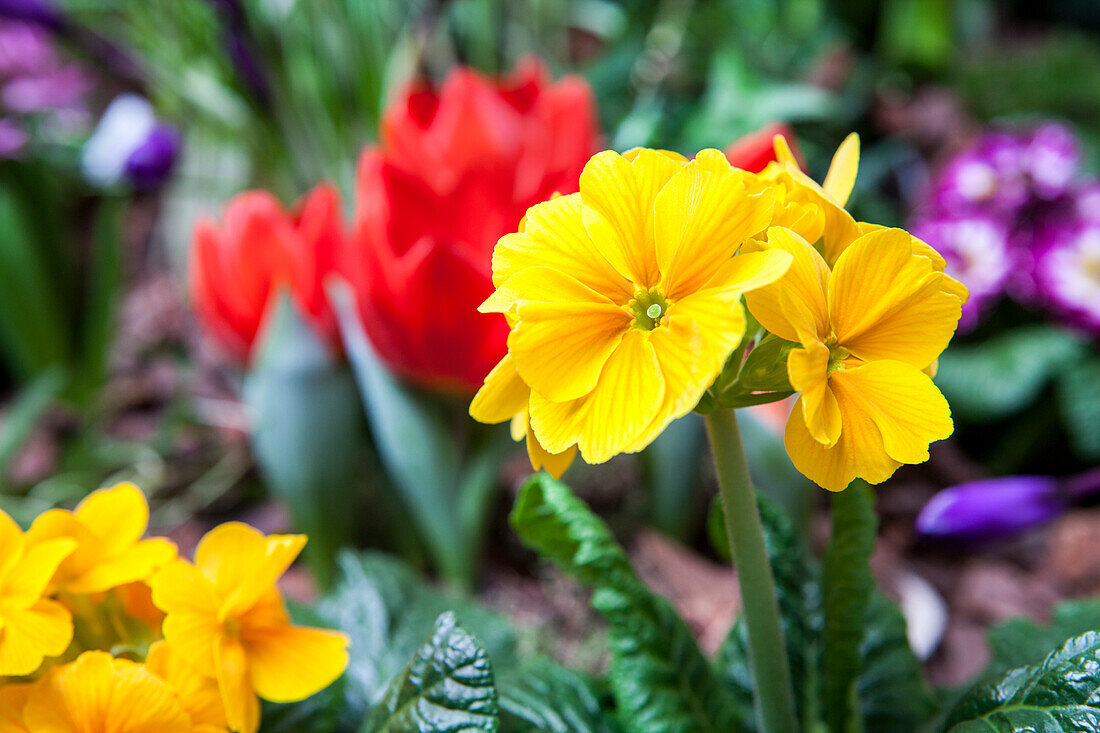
[705,407,798,733]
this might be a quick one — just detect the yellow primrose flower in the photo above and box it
[150,523,349,733]
[22,651,193,732]
[146,641,230,733]
[0,509,75,677]
[471,148,792,468]
[0,684,31,733]
[745,226,966,491]
[26,483,177,596]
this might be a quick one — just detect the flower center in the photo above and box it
[825,336,850,373]
[630,289,670,331]
[224,617,241,640]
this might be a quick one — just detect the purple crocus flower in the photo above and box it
[918,468,1100,541]
[82,94,179,191]
[911,214,1012,330]
[931,133,1029,216]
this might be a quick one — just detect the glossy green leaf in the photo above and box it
[363,612,500,733]
[821,482,877,733]
[510,474,746,733]
[936,327,1086,421]
[943,631,1100,731]
[498,658,622,733]
[737,335,796,394]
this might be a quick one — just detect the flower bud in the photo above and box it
[82,94,179,191]
[916,475,1066,541]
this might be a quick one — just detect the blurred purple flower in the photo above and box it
[916,475,1066,541]
[1023,122,1081,200]
[932,133,1029,215]
[918,468,1100,542]
[1031,222,1100,333]
[82,94,179,190]
[911,215,1012,330]
[0,0,63,30]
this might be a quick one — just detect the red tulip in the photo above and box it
[724,122,801,173]
[190,182,343,363]
[345,60,600,392]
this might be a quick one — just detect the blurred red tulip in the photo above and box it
[190,182,343,363]
[724,122,801,173]
[345,60,600,392]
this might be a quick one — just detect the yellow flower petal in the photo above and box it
[829,227,962,367]
[703,248,793,293]
[469,354,529,424]
[787,340,841,447]
[193,523,305,618]
[0,600,73,677]
[242,624,349,703]
[822,133,859,206]
[0,684,30,733]
[1,538,75,607]
[63,538,177,596]
[215,638,260,733]
[579,150,683,287]
[526,424,576,479]
[24,652,193,733]
[72,483,148,556]
[0,510,23,584]
[784,394,900,492]
[151,561,222,676]
[773,134,798,165]
[146,641,229,731]
[481,265,615,314]
[858,222,948,270]
[654,155,775,299]
[529,329,664,462]
[508,301,630,403]
[743,227,830,343]
[494,193,633,302]
[830,360,953,465]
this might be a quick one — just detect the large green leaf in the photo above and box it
[498,658,622,733]
[943,631,1100,731]
[821,482,877,733]
[510,474,746,733]
[362,612,500,733]
[986,600,1100,676]
[71,197,124,403]
[936,327,1086,421]
[244,295,368,586]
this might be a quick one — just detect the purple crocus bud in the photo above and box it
[1022,122,1081,200]
[123,123,179,191]
[0,0,64,31]
[82,94,179,191]
[932,133,1029,215]
[1031,222,1100,334]
[916,476,1066,541]
[910,214,1012,329]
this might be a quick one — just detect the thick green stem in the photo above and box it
[705,407,799,733]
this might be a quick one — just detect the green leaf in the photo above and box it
[510,474,746,733]
[714,492,819,731]
[71,196,124,403]
[330,282,470,585]
[1057,356,1100,460]
[363,612,499,733]
[498,658,622,733]
[943,631,1100,731]
[244,294,368,586]
[858,592,937,733]
[936,327,1086,421]
[737,335,796,394]
[986,599,1100,676]
[821,482,877,733]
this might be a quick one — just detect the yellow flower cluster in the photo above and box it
[471,136,967,491]
[0,483,348,732]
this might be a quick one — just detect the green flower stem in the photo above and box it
[705,407,799,733]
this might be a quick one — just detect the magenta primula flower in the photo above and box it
[1032,222,1100,332]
